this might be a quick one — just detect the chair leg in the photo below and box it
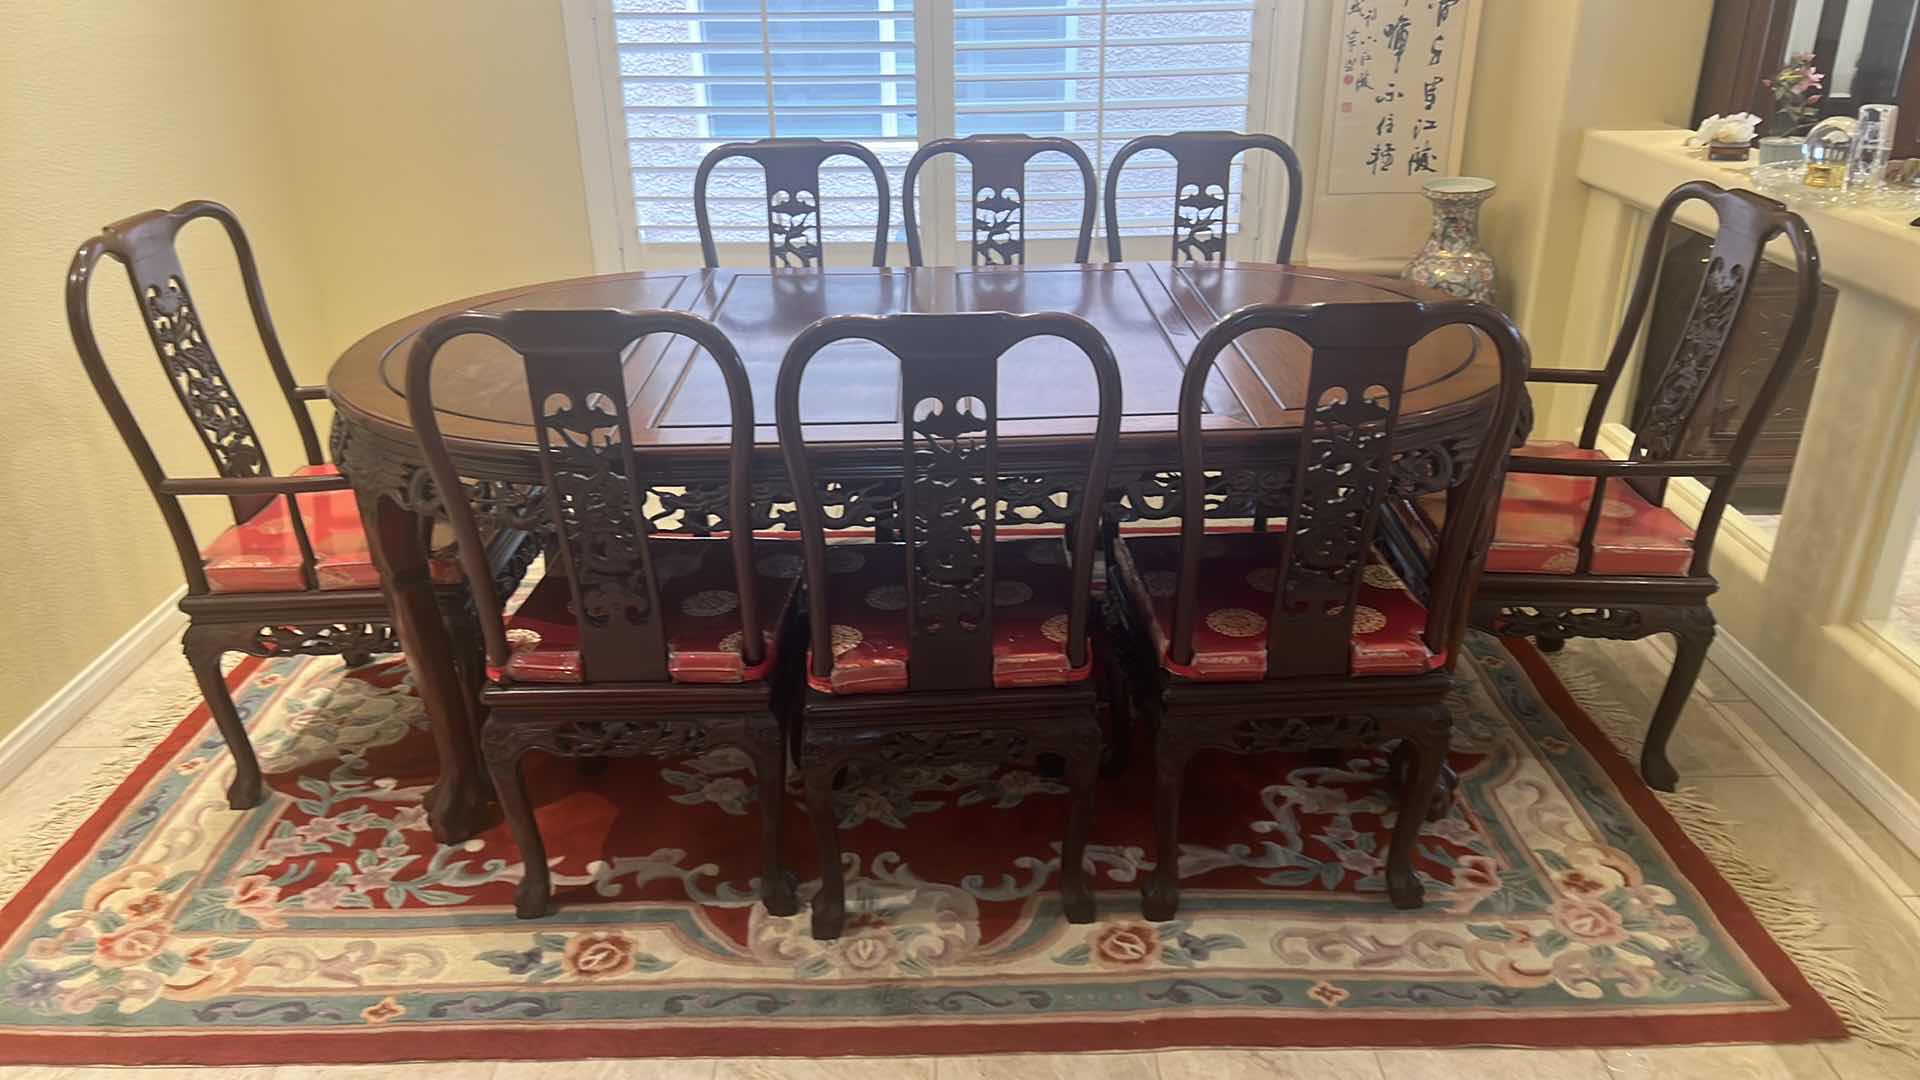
[747,713,799,917]
[1643,615,1714,792]
[803,754,846,940]
[1387,713,1447,910]
[486,741,552,919]
[1094,606,1133,779]
[184,634,263,811]
[341,650,375,668]
[1535,636,1565,654]
[1060,722,1099,924]
[1142,731,1192,921]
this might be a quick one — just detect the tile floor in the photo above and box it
[0,636,1916,1078]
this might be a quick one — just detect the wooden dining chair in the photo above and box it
[1107,300,1528,918]
[66,200,533,811]
[902,135,1098,266]
[407,307,802,919]
[1102,131,1304,264]
[775,311,1122,939]
[1407,181,1821,791]
[694,138,891,269]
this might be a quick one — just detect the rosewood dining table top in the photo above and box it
[327,260,1499,482]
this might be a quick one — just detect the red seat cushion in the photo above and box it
[1418,441,1697,575]
[500,537,801,684]
[199,465,464,593]
[1111,531,1438,682]
[807,539,1092,695]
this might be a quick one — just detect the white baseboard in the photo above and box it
[1709,629,1920,862]
[0,588,186,791]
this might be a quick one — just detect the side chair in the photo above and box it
[1106,300,1529,917]
[1103,131,1304,264]
[407,307,802,919]
[775,311,1123,940]
[902,134,1098,266]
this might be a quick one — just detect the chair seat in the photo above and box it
[1111,531,1439,682]
[808,539,1092,695]
[1417,441,1697,576]
[501,538,802,684]
[199,465,464,593]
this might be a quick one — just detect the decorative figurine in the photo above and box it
[1689,113,1761,161]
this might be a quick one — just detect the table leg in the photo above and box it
[357,489,494,843]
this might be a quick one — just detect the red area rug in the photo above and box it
[0,635,1848,1065]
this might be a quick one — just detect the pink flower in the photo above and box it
[94,921,172,968]
[1550,898,1628,946]
[227,876,286,929]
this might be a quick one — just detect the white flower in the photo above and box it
[1687,112,1761,146]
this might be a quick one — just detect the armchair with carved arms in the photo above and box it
[66,200,534,813]
[1397,180,1821,791]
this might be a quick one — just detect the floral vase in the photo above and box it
[1404,176,1497,305]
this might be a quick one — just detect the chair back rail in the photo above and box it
[1531,180,1820,577]
[776,311,1122,692]
[1102,131,1304,265]
[694,138,891,270]
[902,135,1099,266]
[406,309,762,683]
[1171,301,1529,676]
[66,200,330,595]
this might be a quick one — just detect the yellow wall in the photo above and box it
[1463,0,1712,366]
[0,2,323,731]
[262,0,597,362]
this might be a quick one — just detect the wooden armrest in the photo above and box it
[1524,368,1607,385]
[159,473,353,497]
[1506,457,1736,480]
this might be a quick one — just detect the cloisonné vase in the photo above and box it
[1403,176,1497,305]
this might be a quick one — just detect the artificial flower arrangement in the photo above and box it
[1763,52,1825,136]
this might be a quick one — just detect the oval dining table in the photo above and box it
[327,260,1506,843]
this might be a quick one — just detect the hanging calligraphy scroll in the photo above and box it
[1327,0,1480,195]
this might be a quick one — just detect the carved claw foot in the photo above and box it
[1640,746,1679,793]
[1387,864,1425,910]
[1141,873,1179,922]
[1061,878,1095,925]
[426,776,497,846]
[811,901,845,941]
[1535,636,1566,654]
[225,771,265,811]
[341,650,375,668]
[513,877,552,920]
[762,871,800,919]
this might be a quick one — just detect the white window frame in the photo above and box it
[560,0,1305,272]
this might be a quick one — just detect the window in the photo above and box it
[570,0,1299,265]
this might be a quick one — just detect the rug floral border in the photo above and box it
[0,642,1846,1065]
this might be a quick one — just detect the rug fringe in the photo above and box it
[1545,648,1917,1055]
[0,660,209,907]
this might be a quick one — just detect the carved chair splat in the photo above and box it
[903,135,1099,266]
[1103,131,1304,264]
[694,138,891,269]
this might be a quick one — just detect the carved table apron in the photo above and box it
[327,261,1502,842]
